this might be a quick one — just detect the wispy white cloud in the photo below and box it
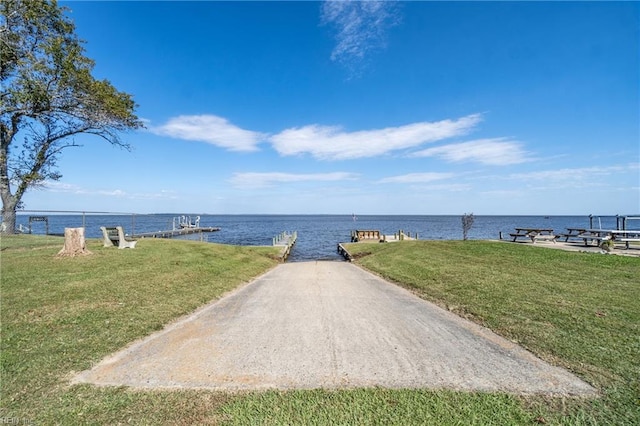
[43,181,178,200]
[229,172,360,189]
[509,163,638,181]
[480,189,523,197]
[150,115,265,152]
[269,114,482,160]
[378,172,454,184]
[43,181,83,193]
[411,138,530,165]
[422,183,471,192]
[98,189,127,197]
[499,163,640,193]
[321,0,400,74]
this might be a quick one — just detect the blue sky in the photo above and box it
[26,1,639,215]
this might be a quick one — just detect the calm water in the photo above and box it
[15,214,635,261]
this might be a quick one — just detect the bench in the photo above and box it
[580,235,610,247]
[100,226,137,249]
[558,233,586,242]
[615,237,640,249]
[609,230,640,249]
[509,231,556,243]
[530,234,557,243]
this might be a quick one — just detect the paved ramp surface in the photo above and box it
[74,261,595,395]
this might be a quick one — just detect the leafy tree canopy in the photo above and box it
[0,0,143,233]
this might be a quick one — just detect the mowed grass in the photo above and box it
[1,235,280,424]
[1,236,638,424]
[347,240,640,425]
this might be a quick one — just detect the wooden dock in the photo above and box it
[133,227,220,239]
[350,229,418,243]
[339,229,418,261]
[273,231,297,261]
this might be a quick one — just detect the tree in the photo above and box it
[462,212,474,241]
[0,0,143,234]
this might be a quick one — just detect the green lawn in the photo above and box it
[347,240,640,425]
[1,236,638,424]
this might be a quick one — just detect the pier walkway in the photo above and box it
[74,262,594,395]
[272,231,297,261]
[132,227,220,239]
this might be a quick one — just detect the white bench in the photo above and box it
[100,226,137,249]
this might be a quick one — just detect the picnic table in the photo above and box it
[576,229,614,246]
[610,230,640,249]
[510,228,557,243]
[557,228,588,242]
[561,229,640,249]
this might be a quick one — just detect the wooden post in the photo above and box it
[57,227,92,257]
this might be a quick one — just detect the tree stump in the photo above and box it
[57,227,92,257]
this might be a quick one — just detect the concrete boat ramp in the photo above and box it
[74,262,595,396]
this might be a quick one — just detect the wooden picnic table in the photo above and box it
[557,228,588,242]
[566,227,587,233]
[610,230,640,249]
[564,229,640,248]
[577,229,614,246]
[510,227,640,249]
[510,228,556,243]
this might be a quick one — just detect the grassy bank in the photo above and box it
[347,240,640,424]
[1,235,280,424]
[2,236,638,424]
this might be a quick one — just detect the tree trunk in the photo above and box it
[1,199,17,235]
[57,227,92,257]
